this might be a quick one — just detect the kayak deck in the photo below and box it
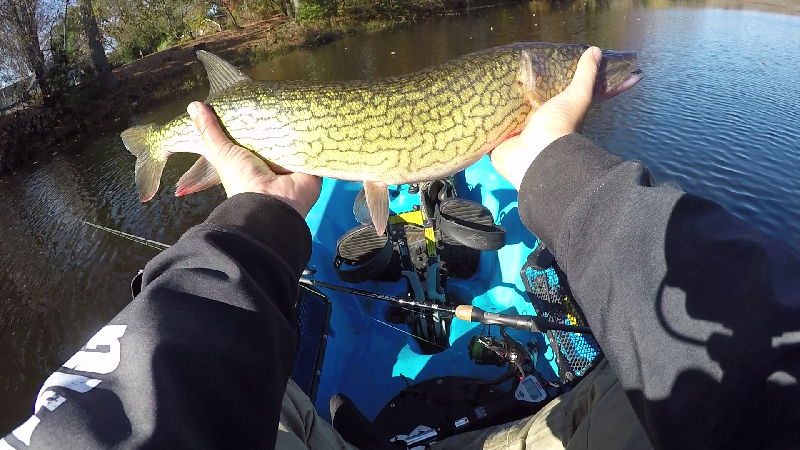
[304,156,564,422]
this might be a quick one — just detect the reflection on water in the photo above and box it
[1,0,798,434]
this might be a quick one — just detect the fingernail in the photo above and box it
[187,102,199,119]
[591,47,602,64]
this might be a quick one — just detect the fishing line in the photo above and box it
[81,221,171,251]
[82,221,455,346]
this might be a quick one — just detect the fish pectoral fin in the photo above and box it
[518,51,546,108]
[354,182,390,236]
[196,50,252,101]
[120,123,167,202]
[176,156,221,197]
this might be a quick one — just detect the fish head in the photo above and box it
[595,48,644,101]
[518,43,643,104]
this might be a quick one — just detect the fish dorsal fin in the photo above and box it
[196,50,252,100]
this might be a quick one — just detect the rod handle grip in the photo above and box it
[455,305,474,322]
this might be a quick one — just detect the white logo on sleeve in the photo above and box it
[34,373,102,413]
[3,325,127,448]
[63,325,126,374]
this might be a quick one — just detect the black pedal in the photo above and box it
[333,225,394,284]
[437,198,506,251]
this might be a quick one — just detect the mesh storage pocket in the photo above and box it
[291,285,331,402]
[520,244,602,383]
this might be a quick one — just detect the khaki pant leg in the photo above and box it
[275,379,359,450]
[431,359,652,450]
[562,360,652,450]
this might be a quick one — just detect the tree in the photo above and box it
[92,0,200,63]
[211,0,241,27]
[0,0,50,99]
[78,0,114,88]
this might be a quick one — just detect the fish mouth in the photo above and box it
[593,50,644,101]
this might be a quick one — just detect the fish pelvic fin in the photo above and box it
[120,123,167,202]
[353,181,389,236]
[176,156,221,197]
[196,50,252,101]
[353,187,371,226]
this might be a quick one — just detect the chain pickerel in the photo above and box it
[121,43,643,234]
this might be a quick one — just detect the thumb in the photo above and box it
[187,100,268,197]
[187,101,233,162]
[560,46,602,112]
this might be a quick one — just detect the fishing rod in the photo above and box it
[84,221,592,335]
[299,277,456,314]
[300,276,592,335]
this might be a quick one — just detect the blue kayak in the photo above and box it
[299,155,598,424]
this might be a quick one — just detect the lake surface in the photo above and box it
[1,0,798,434]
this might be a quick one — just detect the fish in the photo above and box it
[120,43,643,235]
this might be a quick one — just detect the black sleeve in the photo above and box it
[1,193,310,450]
[518,134,800,450]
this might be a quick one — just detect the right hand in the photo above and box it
[490,46,602,190]
[187,102,322,217]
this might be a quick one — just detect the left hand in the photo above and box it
[188,101,322,217]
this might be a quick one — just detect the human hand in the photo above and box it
[187,101,321,217]
[491,46,602,190]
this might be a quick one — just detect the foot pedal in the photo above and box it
[437,198,506,251]
[333,225,394,284]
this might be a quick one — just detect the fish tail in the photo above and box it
[120,124,168,202]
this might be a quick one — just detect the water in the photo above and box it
[1,0,798,434]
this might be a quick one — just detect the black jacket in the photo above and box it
[3,134,799,449]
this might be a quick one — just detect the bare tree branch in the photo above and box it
[0,0,58,97]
